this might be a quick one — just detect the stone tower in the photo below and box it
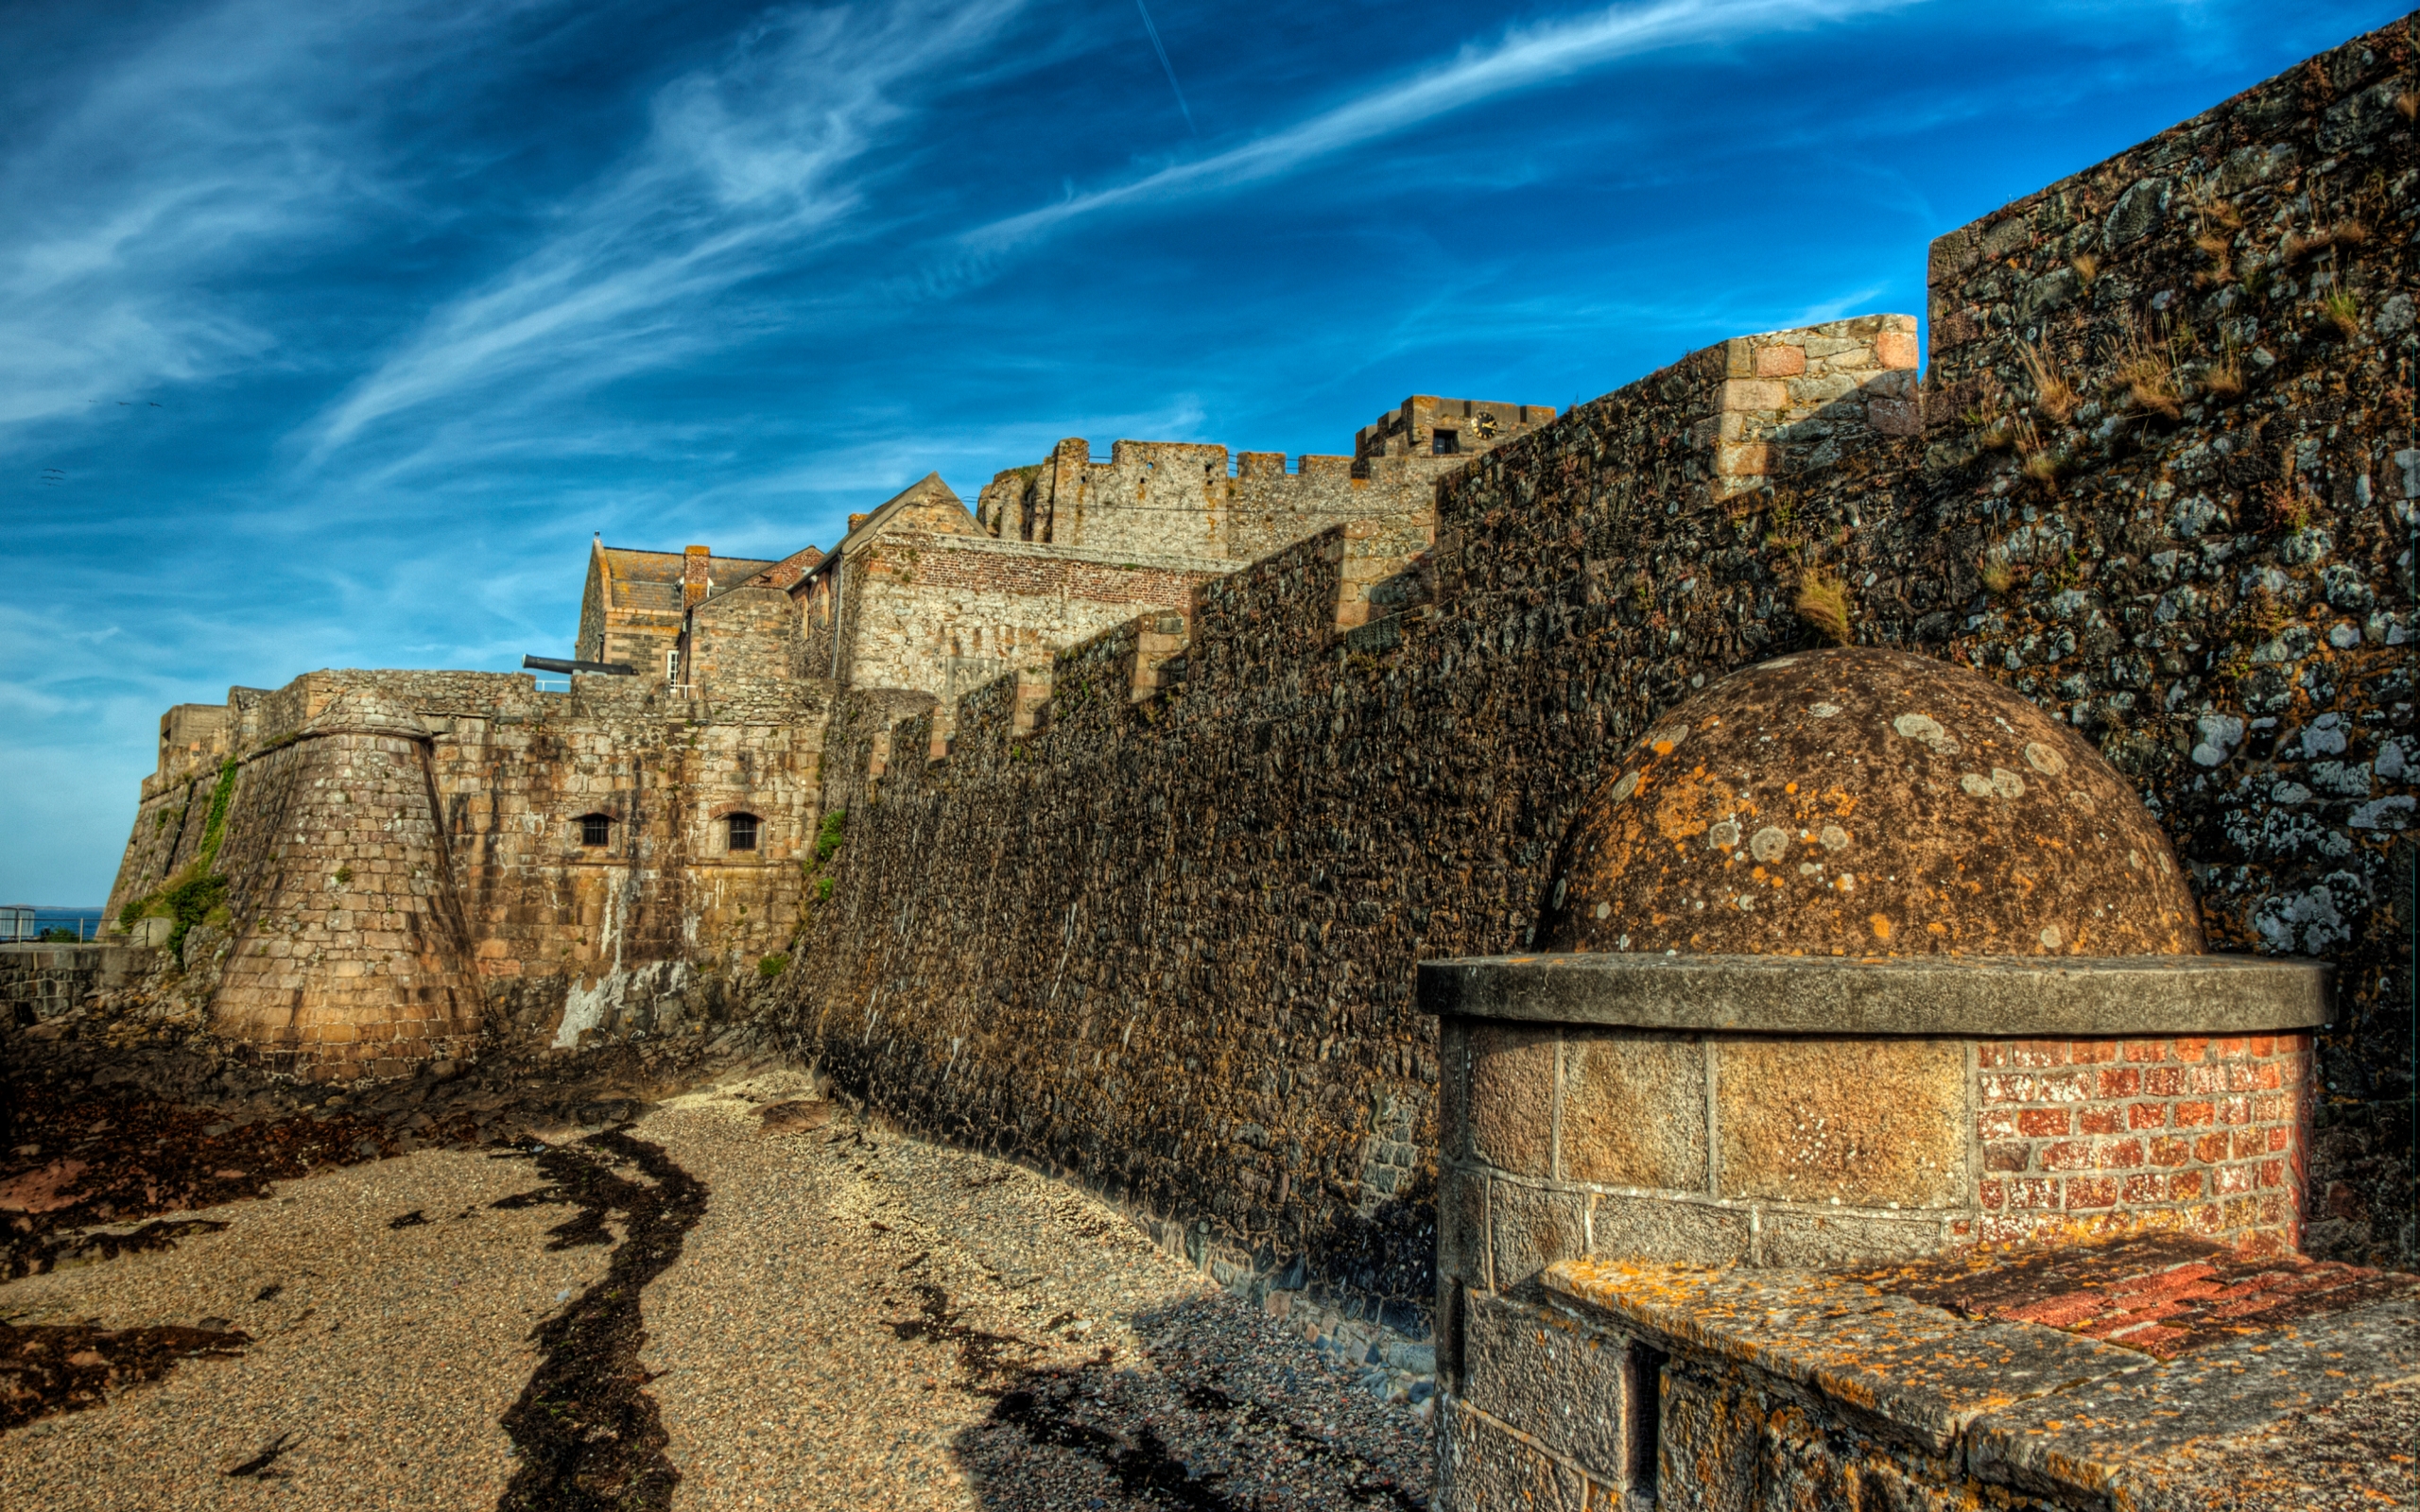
[209,688,481,1077]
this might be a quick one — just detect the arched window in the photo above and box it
[578,814,612,847]
[726,813,759,852]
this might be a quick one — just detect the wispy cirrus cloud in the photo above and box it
[304,0,1025,458]
[964,0,1922,249]
[0,0,566,429]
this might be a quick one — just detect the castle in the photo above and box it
[105,396,1557,1065]
[39,16,2420,1506]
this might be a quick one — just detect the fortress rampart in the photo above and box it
[103,654,832,1073]
[773,18,2417,1348]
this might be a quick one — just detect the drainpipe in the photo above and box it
[829,557,845,681]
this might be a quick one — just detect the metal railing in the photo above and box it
[2,906,105,943]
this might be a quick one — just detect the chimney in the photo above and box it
[683,544,709,610]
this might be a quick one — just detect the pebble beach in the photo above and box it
[1,1061,1436,1510]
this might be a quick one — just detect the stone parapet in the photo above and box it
[1426,953,2324,1290]
[1,942,160,1026]
[1439,1241,2416,1511]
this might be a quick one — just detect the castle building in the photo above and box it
[97,396,1549,1072]
[578,540,823,678]
[35,20,2420,1505]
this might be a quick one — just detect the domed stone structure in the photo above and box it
[1422,650,2330,1324]
[1542,647,2201,957]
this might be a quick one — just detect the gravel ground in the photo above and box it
[0,1147,610,1510]
[0,1063,1436,1510]
[638,1072,1433,1511]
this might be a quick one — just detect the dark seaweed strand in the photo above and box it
[493,1128,707,1512]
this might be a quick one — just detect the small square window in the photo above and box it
[1432,430,1461,455]
[727,813,758,851]
[579,814,611,847]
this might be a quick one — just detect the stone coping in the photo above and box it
[1542,1249,2418,1509]
[1415,953,2329,1036]
[0,942,156,964]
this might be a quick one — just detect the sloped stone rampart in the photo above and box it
[776,14,2418,1349]
[207,725,482,1073]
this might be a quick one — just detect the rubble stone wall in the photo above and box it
[778,14,2419,1357]
[1887,21,2419,1263]
[973,438,1477,565]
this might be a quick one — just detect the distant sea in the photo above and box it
[11,905,109,941]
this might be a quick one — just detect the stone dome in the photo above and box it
[1543,648,2202,957]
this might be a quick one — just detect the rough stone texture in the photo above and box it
[776,20,2412,1297]
[974,409,1548,565]
[1460,1290,1632,1483]
[90,22,2420,1313]
[1486,1181,1586,1291]
[1354,397,1561,472]
[1545,647,2204,956]
[104,654,829,1074]
[1433,1009,2317,1267]
[805,528,1225,727]
[0,944,160,1027]
[1872,1228,2420,1358]
[1713,1036,1967,1209]
[206,691,482,1073]
[1582,1192,1754,1269]
[1906,26,2419,1265]
[1467,1023,1557,1178]
[1558,1031,1704,1190]
[578,540,797,674]
[1503,1248,2420,1512]
[1437,1396,1594,1512]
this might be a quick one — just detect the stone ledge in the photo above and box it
[1417,953,2329,1035]
[1540,1248,2418,1510]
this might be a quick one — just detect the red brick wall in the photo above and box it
[1978,1034,2310,1250]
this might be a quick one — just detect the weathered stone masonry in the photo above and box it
[60,16,2417,1347]
[776,15,2417,1364]
[101,659,831,1075]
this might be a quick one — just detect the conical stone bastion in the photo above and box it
[206,688,483,1074]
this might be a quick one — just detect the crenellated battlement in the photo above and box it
[973,393,1557,569]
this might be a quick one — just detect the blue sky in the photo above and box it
[2,0,2402,902]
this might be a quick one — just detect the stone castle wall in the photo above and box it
[973,437,1499,565]
[808,530,1228,715]
[774,13,2418,1348]
[103,650,832,1073]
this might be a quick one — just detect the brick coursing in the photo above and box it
[1974,1034,2310,1246]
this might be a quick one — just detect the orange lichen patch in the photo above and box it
[1863,1231,2420,1360]
[1546,1255,2111,1429]
[1541,649,2202,957]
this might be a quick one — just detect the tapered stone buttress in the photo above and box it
[209,688,482,1078]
